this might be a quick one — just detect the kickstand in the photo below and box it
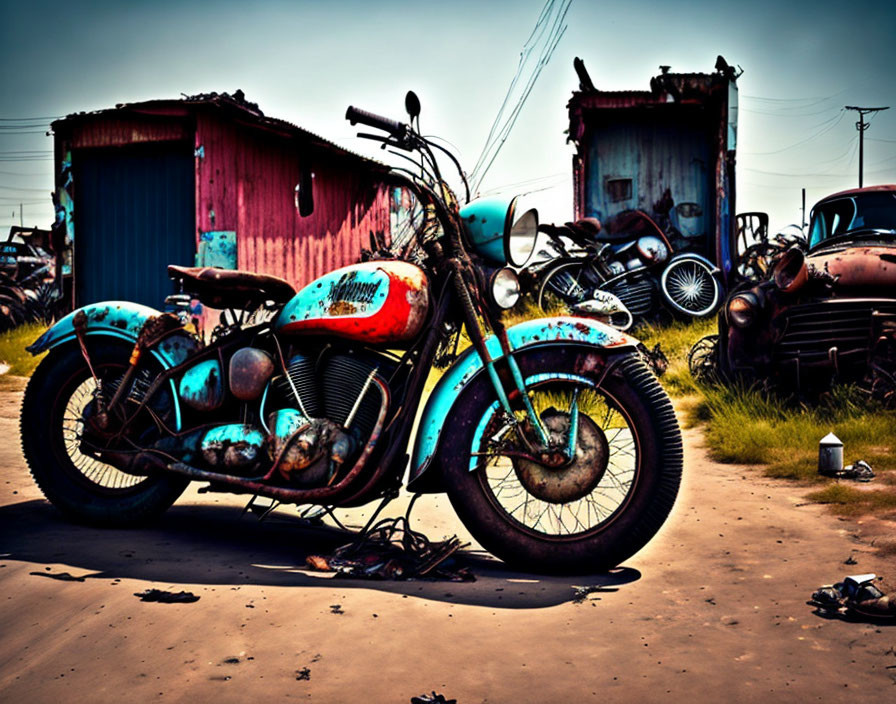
[241,494,280,521]
[357,488,401,537]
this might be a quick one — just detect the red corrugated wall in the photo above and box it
[194,113,391,289]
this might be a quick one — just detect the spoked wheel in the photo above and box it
[440,347,682,574]
[536,262,596,313]
[21,342,187,526]
[660,257,721,317]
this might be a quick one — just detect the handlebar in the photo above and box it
[345,106,406,137]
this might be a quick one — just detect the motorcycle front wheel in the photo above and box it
[21,341,188,526]
[660,256,721,318]
[536,261,594,312]
[439,346,682,574]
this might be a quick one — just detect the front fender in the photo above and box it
[408,316,637,492]
[669,252,722,278]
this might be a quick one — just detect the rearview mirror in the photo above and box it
[405,91,421,121]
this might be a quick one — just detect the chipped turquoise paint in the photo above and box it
[274,264,390,331]
[179,359,224,411]
[200,424,265,450]
[26,301,199,431]
[269,408,309,442]
[459,195,515,265]
[408,317,636,488]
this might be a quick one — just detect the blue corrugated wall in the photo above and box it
[73,144,195,308]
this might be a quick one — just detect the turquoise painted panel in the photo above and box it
[26,301,197,431]
[196,231,237,269]
[26,301,199,369]
[179,359,224,412]
[408,317,637,489]
[460,196,514,265]
[274,263,390,329]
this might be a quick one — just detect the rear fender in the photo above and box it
[27,301,199,430]
[408,317,637,492]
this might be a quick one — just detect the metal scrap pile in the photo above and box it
[306,516,474,582]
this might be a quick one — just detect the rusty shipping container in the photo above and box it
[568,59,739,281]
[51,92,393,308]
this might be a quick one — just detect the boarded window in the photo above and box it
[606,178,632,202]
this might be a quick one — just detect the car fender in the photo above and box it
[408,316,638,492]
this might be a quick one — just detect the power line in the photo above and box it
[741,110,845,156]
[845,105,890,187]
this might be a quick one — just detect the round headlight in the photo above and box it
[727,292,758,328]
[636,235,669,264]
[506,208,539,267]
[490,267,521,309]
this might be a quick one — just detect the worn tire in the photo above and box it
[21,341,188,526]
[439,347,682,574]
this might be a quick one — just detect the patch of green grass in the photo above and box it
[694,381,895,482]
[806,483,896,517]
[636,317,716,397]
[0,322,47,380]
[633,318,896,524]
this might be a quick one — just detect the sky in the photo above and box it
[1,0,894,236]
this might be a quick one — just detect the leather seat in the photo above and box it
[168,265,296,309]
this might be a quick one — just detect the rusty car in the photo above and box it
[692,185,896,400]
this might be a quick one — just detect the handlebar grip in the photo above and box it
[345,106,405,136]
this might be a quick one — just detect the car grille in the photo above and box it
[774,299,896,375]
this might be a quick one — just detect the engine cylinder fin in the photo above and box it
[322,354,382,436]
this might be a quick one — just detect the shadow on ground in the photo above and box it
[0,500,641,609]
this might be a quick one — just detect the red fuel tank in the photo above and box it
[274,261,430,345]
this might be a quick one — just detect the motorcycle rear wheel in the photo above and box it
[439,347,682,574]
[21,341,188,526]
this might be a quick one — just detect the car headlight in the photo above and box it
[490,267,521,309]
[727,292,759,328]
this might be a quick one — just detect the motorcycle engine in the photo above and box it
[264,349,390,487]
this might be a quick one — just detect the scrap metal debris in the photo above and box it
[134,588,200,603]
[809,573,896,621]
[819,459,875,482]
[306,516,474,582]
[411,693,457,704]
[572,584,614,603]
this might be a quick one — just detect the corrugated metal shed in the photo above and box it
[568,62,738,278]
[52,92,393,308]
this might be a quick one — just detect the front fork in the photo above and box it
[449,259,576,462]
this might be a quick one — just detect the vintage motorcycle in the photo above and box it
[530,210,723,325]
[20,93,682,574]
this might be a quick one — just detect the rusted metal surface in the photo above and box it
[51,92,396,310]
[194,111,393,289]
[275,261,430,344]
[200,424,265,469]
[567,60,737,279]
[165,378,389,504]
[712,187,896,393]
[228,347,274,401]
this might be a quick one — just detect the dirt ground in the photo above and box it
[1,383,894,703]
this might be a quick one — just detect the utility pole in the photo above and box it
[19,203,23,227]
[845,105,889,187]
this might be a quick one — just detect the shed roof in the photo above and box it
[52,90,386,170]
